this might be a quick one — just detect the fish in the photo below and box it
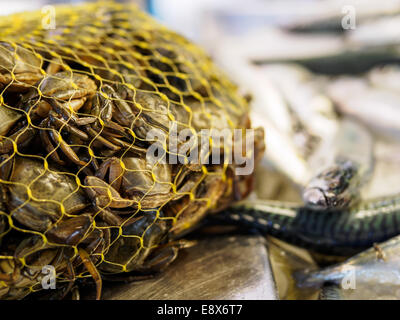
[251,108,311,187]
[260,64,373,209]
[250,31,400,75]
[367,64,400,93]
[284,0,400,34]
[251,64,338,186]
[326,76,400,139]
[211,51,314,187]
[346,15,400,48]
[304,118,374,209]
[260,64,339,141]
[296,234,400,288]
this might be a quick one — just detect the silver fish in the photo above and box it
[284,0,400,34]
[367,64,400,93]
[326,76,400,139]
[251,108,311,186]
[260,64,374,209]
[260,63,339,141]
[297,235,400,288]
[346,15,400,48]
[247,28,400,75]
[304,118,374,209]
[220,59,313,186]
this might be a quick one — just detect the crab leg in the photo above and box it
[0,126,36,154]
[100,85,135,127]
[60,261,76,300]
[48,129,87,166]
[78,248,102,300]
[84,176,135,208]
[47,98,96,126]
[86,127,121,151]
[39,119,66,165]
[95,157,123,191]
[94,206,123,226]
[49,111,90,141]
[0,259,20,283]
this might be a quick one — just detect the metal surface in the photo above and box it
[267,237,319,300]
[98,235,278,300]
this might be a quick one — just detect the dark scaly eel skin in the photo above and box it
[216,196,400,256]
[319,284,343,300]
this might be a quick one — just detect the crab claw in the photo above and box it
[84,176,136,209]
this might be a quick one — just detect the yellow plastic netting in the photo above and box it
[0,1,264,299]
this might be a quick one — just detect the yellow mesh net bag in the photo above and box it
[0,1,264,299]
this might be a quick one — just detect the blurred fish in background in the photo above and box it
[0,0,45,15]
